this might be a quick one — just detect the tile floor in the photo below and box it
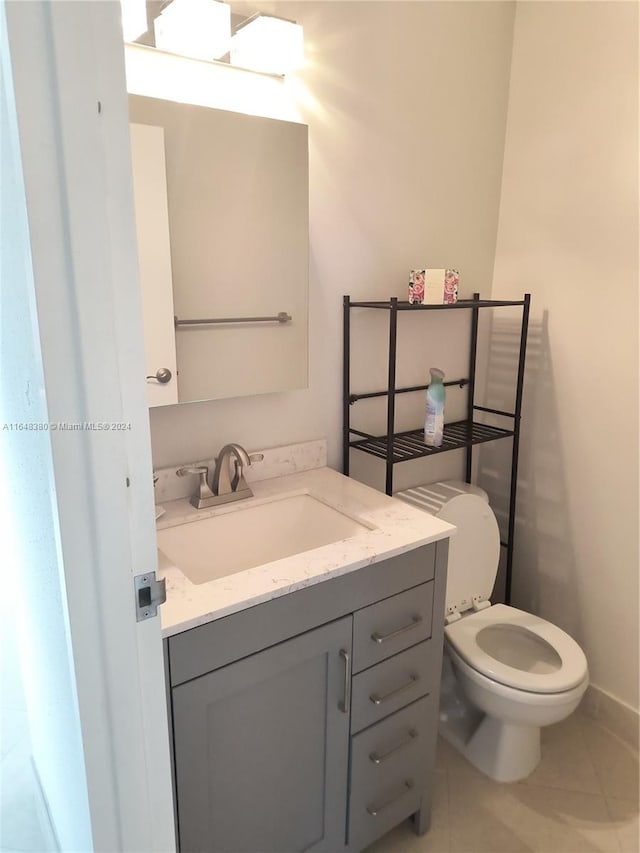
[367,713,639,853]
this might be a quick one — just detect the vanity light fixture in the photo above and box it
[120,0,148,42]
[154,0,232,62]
[230,13,304,76]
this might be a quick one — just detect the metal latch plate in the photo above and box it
[134,572,167,622]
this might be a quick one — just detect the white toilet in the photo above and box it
[396,480,589,783]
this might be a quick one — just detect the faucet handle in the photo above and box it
[176,465,216,509]
[177,465,208,477]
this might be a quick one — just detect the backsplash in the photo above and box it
[153,439,327,504]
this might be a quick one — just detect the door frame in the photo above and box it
[3,2,175,849]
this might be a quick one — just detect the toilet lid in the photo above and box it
[445,604,588,693]
[436,494,501,615]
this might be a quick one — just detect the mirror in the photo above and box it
[128,94,309,406]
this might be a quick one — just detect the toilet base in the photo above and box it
[462,715,541,782]
[440,638,588,784]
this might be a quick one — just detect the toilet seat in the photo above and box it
[445,604,588,694]
[395,485,500,617]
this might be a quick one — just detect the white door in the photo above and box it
[2,2,175,850]
[130,123,179,407]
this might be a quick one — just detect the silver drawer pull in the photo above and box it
[370,674,419,706]
[371,615,422,644]
[366,780,414,817]
[339,649,351,714]
[369,728,418,765]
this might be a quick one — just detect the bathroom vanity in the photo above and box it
[157,452,453,852]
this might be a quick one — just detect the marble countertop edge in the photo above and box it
[158,467,455,638]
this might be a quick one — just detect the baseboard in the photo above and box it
[580,684,639,751]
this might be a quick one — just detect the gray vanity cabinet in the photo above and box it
[165,541,449,853]
[172,617,352,853]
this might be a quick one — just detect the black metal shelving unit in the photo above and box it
[343,292,531,605]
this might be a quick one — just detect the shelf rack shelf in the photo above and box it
[343,292,531,604]
[348,421,515,464]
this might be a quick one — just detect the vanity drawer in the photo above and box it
[348,695,436,851]
[350,640,438,733]
[352,582,434,673]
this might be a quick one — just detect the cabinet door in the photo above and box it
[172,616,352,853]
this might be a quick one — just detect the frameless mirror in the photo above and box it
[128,94,309,406]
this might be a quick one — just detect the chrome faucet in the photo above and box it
[177,444,262,509]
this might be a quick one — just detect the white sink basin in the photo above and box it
[157,493,372,585]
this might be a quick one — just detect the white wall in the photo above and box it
[490,1,639,711]
[149,1,517,483]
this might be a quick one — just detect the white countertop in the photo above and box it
[157,467,455,638]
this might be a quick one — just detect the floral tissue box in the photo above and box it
[409,269,459,305]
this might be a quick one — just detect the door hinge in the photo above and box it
[134,572,167,622]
